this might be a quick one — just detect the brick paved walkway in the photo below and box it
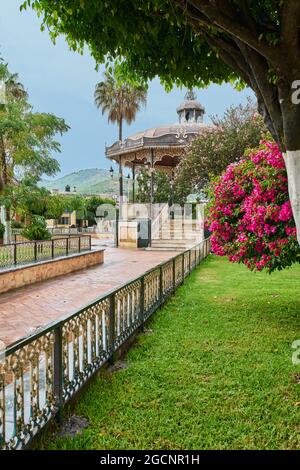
[0,247,178,347]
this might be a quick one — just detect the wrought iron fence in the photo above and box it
[46,227,94,235]
[0,235,92,270]
[11,227,94,237]
[0,238,211,450]
[11,233,92,244]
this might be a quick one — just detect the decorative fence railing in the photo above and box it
[11,227,94,241]
[46,227,94,235]
[11,233,92,244]
[0,238,211,450]
[0,235,92,270]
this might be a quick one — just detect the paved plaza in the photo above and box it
[0,246,178,347]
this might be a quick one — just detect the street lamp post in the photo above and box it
[132,161,136,204]
[127,173,131,203]
[109,166,114,179]
[168,169,175,214]
[144,151,155,223]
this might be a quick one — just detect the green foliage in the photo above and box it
[41,193,116,225]
[83,195,116,224]
[23,0,299,152]
[95,64,147,140]
[136,170,187,205]
[175,100,269,194]
[13,111,69,178]
[0,177,50,218]
[20,0,236,90]
[11,220,23,229]
[66,194,84,212]
[0,59,69,192]
[0,222,5,239]
[21,215,51,241]
[44,194,67,220]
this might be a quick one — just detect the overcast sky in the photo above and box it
[0,0,254,177]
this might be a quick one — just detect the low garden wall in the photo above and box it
[0,249,104,294]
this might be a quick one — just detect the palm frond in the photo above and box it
[94,67,147,133]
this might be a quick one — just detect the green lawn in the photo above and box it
[38,255,300,450]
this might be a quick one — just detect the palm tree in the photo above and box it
[95,67,147,197]
[95,69,147,141]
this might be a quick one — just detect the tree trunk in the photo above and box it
[0,135,8,187]
[0,134,11,243]
[284,151,300,242]
[277,84,300,244]
[118,117,123,142]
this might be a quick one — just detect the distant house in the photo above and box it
[46,210,80,229]
[46,188,88,229]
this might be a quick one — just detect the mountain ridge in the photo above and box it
[41,168,119,195]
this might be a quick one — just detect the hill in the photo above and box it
[40,168,119,196]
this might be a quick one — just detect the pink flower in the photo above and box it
[206,140,299,273]
[278,201,293,222]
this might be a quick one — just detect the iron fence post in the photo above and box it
[89,235,92,251]
[34,241,37,262]
[66,238,69,257]
[182,253,185,282]
[159,266,163,305]
[173,258,176,292]
[115,209,119,248]
[140,276,145,330]
[14,243,17,265]
[109,293,116,364]
[189,250,191,273]
[148,219,152,248]
[78,236,81,253]
[54,324,63,424]
[51,239,54,259]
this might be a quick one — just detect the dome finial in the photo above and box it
[177,89,205,124]
[184,89,197,101]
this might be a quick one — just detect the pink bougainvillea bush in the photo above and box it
[207,140,300,273]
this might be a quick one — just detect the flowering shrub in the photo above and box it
[21,216,51,241]
[207,141,300,272]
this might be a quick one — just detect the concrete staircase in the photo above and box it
[147,219,203,251]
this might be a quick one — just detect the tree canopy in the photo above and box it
[0,60,69,187]
[21,0,300,149]
[22,0,300,241]
[136,169,188,205]
[21,1,234,90]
